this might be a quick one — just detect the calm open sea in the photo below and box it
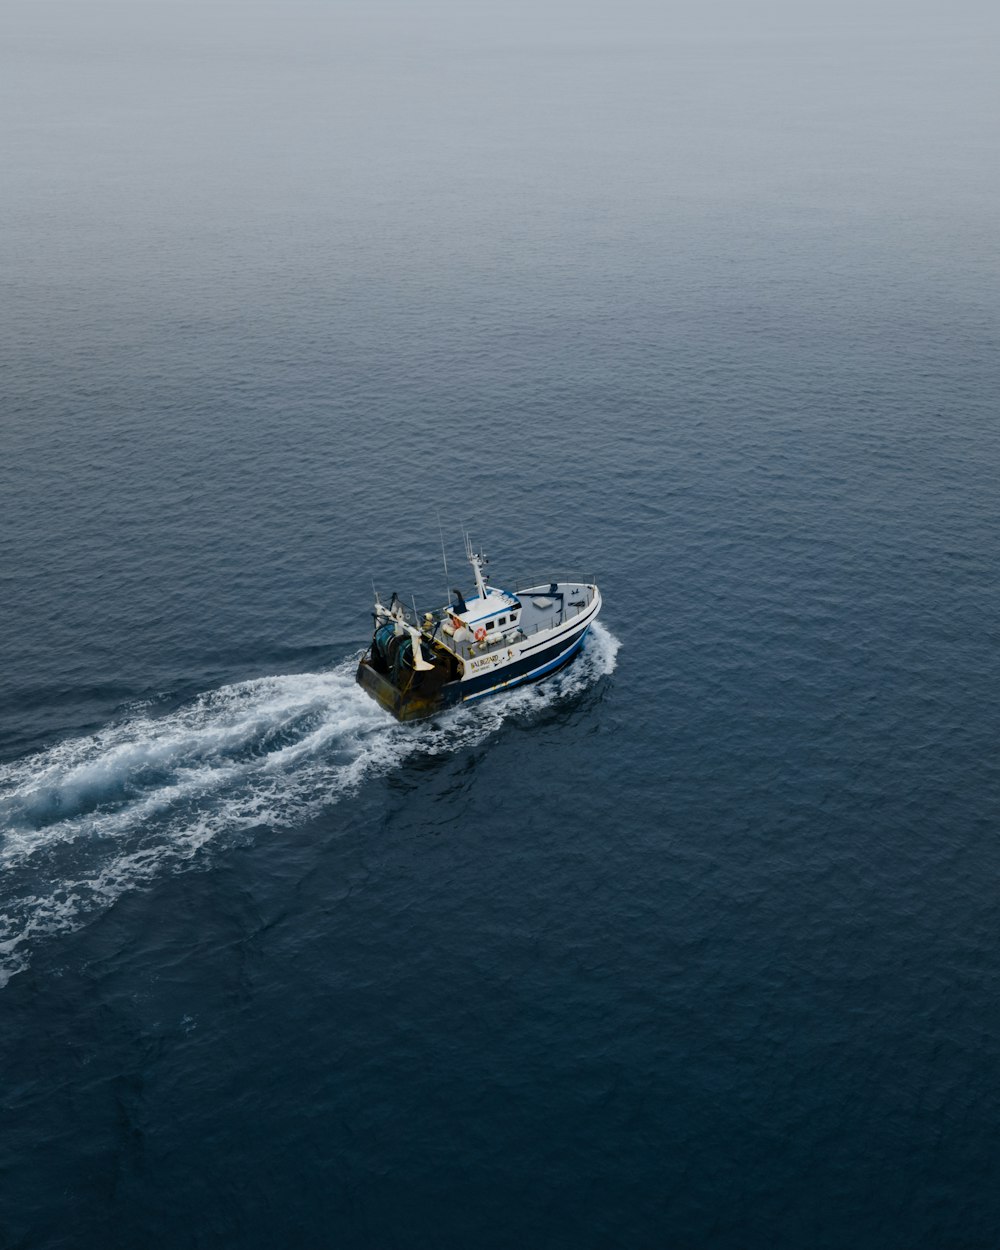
[2,2,999,1246]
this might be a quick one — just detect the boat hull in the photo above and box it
[457,619,592,701]
[356,579,601,723]
[356,616,596,722]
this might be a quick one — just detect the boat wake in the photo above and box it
[0,623,619,987]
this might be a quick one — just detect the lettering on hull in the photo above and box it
[468,649,514,673]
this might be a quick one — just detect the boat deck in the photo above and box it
[425,581,597,662]
[516,581,596,636]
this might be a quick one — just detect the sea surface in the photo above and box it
[2,3,1000,1247]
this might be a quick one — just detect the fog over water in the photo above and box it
[2,3,999,1247]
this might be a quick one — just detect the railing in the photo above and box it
[510,571,596,592]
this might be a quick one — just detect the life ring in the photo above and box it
[450,615,463,632]
[474,626,487,643]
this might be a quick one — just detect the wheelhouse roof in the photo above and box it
[451,587,520,625]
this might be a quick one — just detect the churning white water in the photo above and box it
[0,624,619,986]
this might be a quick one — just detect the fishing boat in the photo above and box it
[356,540,602,721]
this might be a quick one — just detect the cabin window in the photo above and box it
[498,616,507,626]
[485,620,495,630]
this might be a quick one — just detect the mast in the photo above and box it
[465,533,488,601]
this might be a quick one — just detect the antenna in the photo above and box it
[437,512,450,606]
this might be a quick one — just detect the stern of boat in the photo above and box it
[356,660,456,722]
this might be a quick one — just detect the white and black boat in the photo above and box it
[356,541,602,721]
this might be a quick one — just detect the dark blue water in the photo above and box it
[3,3,1000,1246]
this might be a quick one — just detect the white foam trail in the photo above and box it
[0,623,619,986]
